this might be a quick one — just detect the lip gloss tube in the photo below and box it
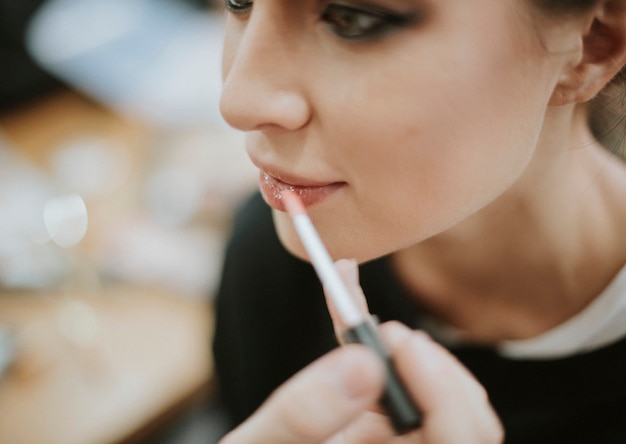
[281,190,422,434]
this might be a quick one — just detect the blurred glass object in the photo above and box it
[26,0,225,128]
[97,126,256,296]
[43,194,88,249]
[0,136,72,288]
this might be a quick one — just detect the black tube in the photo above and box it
[342,319,423,434]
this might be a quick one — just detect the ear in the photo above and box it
[550,0,626,106]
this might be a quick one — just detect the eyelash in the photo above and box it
[223,0,252,15]
[223,0,419,42]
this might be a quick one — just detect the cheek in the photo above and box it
[317,61,549,255]
[276,10,554,261]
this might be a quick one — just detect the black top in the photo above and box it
[213,193,626,444]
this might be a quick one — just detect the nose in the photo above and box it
[220,12,312,132]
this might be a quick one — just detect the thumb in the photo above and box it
[381,322,504,444]
[221,345,385,444]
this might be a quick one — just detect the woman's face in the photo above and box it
[220,0,564,262]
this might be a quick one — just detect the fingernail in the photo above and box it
[334,259,369,315]
[381,321,413,348]
[335,259,358,285]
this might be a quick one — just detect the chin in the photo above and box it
[271,209,387,265]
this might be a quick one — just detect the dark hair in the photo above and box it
[531,0,626,160]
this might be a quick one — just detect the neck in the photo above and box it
[393,105,626,343]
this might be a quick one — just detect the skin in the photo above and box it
[221,0,626,341]
[222,0,561,263]
[219,0,626,441]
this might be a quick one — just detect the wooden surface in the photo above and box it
[0,287,213,444]
[0,90,216,444]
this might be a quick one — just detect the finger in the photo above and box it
[380,322,504,443]
[324,259,370,338]
[221,345,386,444]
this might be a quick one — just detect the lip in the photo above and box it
[258,170,345,212]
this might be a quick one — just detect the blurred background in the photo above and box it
[0,1,256,442]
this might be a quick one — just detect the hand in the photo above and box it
[220,261,503,444]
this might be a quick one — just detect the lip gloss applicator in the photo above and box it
[281,190,422,434]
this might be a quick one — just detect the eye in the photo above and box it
[224,0,252,15]
[321,3,417,41]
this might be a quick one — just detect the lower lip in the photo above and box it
[259,172,344,211]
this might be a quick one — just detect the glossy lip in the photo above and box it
[257,169,345,212]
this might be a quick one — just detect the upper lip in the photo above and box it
[250,157,340,188]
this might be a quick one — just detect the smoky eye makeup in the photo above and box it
[222,0,424,41]
[320,2,423,42]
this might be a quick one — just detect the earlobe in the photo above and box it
[549,0,626,106]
